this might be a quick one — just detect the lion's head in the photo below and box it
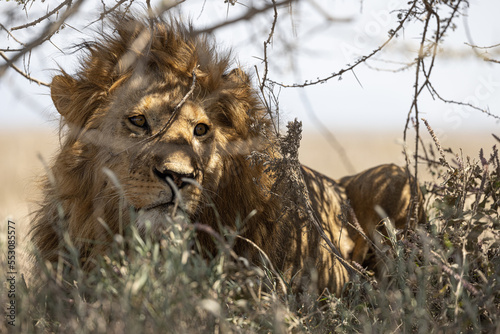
[31,16,281,268]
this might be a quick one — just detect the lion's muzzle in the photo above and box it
[153,167,195,189]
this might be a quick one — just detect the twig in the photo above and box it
[485,58,500,64]
[465,42,500,50]
[92,0,130,23]
[0,24,25,46]
[0,51,50,86]
[0,0,85,77]
[193,0,294,35]
[11,0,73,31]
[270,0,420,88]
[254,0,280,135]
[426,80,500,120]
[403,0,435,210]
[0,49,24,52]
[297,88,355,173]
[259,0,278,93]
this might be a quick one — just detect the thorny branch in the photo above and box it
[465,43,500,64]
[255,0,280,135]
[0,0,86,77]
[402,1,469,226]
[259,0,278,94]
[91,0,132,24]
[270,0,420,88]
[403,0,434,206]
[193,0,294,36]
[11,0,73,31]
[0,0,295,87]
[0,51,50,86]
[426,80,500,121]
[0,23,25,46]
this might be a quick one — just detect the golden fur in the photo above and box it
[31,16,424,295]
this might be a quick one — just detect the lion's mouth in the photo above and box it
[140,186,184,212]
[141,201,175,212]
[141,194,192,214]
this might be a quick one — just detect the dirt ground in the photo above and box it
[0,128,496,239]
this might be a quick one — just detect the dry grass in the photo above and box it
[1,128,499,333]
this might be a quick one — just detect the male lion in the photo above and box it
[31,16,424,296]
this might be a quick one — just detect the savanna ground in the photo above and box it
[1,128,499,333]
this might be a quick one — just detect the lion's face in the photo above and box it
[94,73,228,233]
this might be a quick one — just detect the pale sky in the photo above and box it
[1,0,499,137]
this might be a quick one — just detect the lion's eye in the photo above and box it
[129,115,147,128]
[194,123,209,136]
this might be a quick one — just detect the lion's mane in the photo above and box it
[31,16,283,271]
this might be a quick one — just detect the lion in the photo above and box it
[30,16,424,296]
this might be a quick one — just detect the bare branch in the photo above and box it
[254,0,280,135]
[193,0,295,35]
[464,42,500,64]
[403,0,434,187]
[297,89,356,174]
[427,80,500,120]
[0,24,25,46]
[270,0,420,88]
[485,58,500,64]
[259,0,278,93]
[0,51,50,86]
[465,42,500,50]
[11,0,73,31]
[0,0,86,77]
[85,0,136,28]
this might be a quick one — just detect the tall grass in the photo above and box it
[1,140,499,333]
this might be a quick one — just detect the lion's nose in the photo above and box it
[153,168,194,189]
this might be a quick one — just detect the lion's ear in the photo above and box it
[224,68,250,85]
[51,74,99,127]
[51,74,77,117]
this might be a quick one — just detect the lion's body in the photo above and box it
[339,164,424,266]
[30,16,424,295]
